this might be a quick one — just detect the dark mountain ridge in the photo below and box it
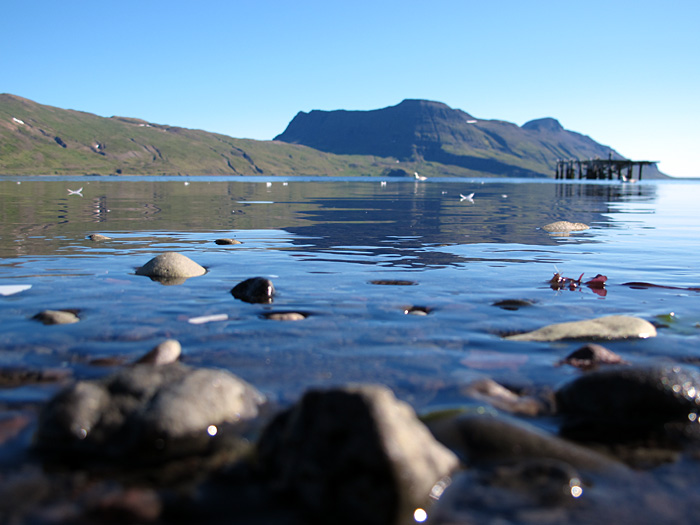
[276,99,666,178]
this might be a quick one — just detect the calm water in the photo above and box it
[1,176,700,412]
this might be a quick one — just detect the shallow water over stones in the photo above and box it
[1,176,700,523]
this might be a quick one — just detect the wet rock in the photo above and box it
[87,234,111,241]
[214,238,242,245]
[34,362,265,461]
[505,315,657,342]
[133,339,182,365]
[135,252,206,284]
[32,309,80,325]
[492,299,534,311]
[262,311,307,321]
[556,365,700,442]
[557,343,627,369]
[542,221,589,233]
[428,413,624,473]
[231,277,275,304]
[257,384,459,525]
[462,379,549,416]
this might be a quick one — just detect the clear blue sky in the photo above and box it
[2,1,698,177]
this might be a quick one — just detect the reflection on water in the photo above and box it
[0,178,657,262]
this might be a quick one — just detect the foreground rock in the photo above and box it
[133,339,182,365]
[505,315,657,342]
[542,221,589,232]
[34,362,265,461]
[135,252,206,284]
[231,277,275,304]
[428,413,624,473]
[256,384,459,525]
[556,365,700,442]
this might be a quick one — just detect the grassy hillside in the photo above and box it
[0,94,405,177]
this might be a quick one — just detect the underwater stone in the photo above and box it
[542,221,589,232]
[505,315,657,342]
[134,339,182,365]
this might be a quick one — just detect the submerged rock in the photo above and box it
[135,252,206,284]
[257,384,458,525]
[231,277,275,304]
[505,315,657,342]
[462,379,549,416]
[262,311,307,321]
[556,343,627,369]
[32,309,79,325]
[556,365,700,442]
[542,221,589,233]
[34,362,265,461]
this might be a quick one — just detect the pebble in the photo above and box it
[32,310,79,325]
[505,315,657,342]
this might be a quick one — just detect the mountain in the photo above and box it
[0,94,666,178]
[0,94,381,177]
[275,99,667,178]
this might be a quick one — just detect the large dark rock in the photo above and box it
[256,384,458,525]
[556,365,700,442]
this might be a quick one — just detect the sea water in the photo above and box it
[1,176,699,410]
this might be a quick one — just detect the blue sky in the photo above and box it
[3,1,698,177]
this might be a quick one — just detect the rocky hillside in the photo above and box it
[275,99,667,178]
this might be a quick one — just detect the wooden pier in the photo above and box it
[555,157,658,181]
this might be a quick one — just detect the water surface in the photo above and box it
[1,176,699,411]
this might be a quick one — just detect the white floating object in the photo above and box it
[460,192,475,203]
[0,284,32,296]
[188,313,229,325]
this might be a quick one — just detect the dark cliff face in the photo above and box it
[274,99,630,177]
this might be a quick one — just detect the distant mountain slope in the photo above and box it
[0,94,379,177]
[275,99,666,178]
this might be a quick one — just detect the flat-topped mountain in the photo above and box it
[276,99,666,178]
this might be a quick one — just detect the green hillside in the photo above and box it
[0,94,397,177]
